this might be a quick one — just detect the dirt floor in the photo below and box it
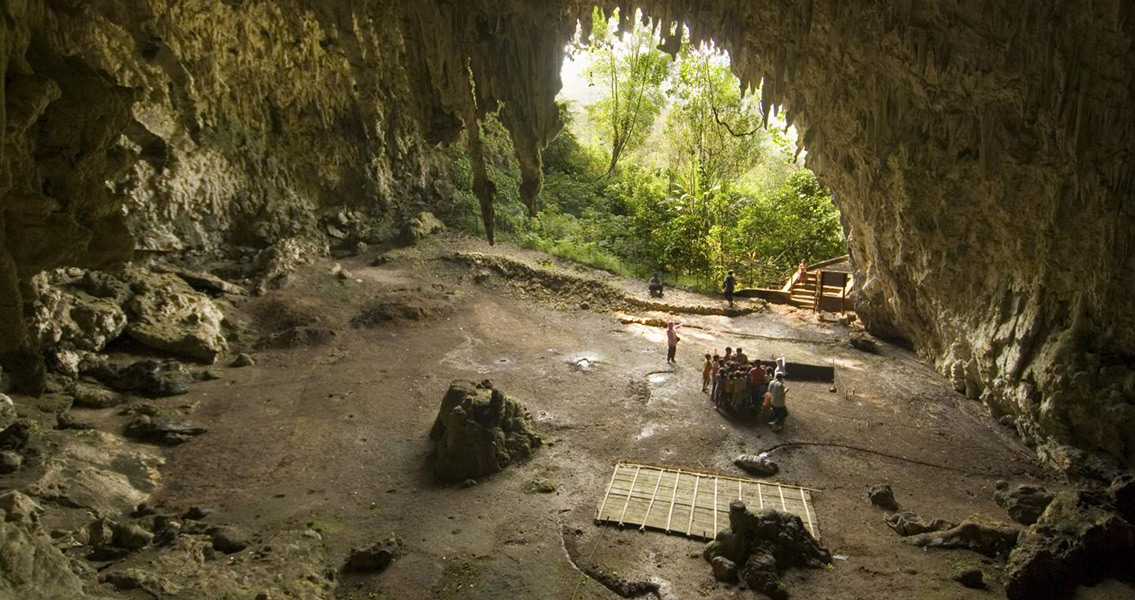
[68,234,1134,599]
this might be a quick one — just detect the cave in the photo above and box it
[1,1,1133,599]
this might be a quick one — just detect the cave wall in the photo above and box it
[2,0,1133,467]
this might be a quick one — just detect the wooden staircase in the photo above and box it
[787,273,817,309]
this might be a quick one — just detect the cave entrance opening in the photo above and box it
[516,6,847,296]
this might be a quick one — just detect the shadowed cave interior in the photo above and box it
[0,2,1133,599]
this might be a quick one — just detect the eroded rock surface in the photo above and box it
[703,501,832,599]
[429,380,541,481]
[1005,481,1135,600]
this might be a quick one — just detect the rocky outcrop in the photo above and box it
[1005,481,1135,600]
[429,380,541,482]
[703,501,831,599]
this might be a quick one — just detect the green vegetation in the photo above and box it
[446,9,845,291]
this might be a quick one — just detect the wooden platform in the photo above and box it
[595,462,819,541]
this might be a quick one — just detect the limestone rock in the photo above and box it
[400,211,445,243]
[429,380,541,481]
[124,415,208,446]
[848,330,878,353]
[1005,487,1135,600]
[25,430,163,516]
[952,567,985,589]
[0,450,23,474]
[210,525,251,553]
[710,556,738,583]
[867,484,899,511]
[163,266,248,297]
[70,382,124,409]
[27,272,128,352]
[0,519,88,600]
[0,394,15,428]
[124,269,229,363]
[0,491,43,525]
[994,481,1055,525]
[344,535,402,572]
[112,522,155,549]
[98,359,194,398]
[704,501,831,599]
[230,353,256,368]
[904,518,1021,558]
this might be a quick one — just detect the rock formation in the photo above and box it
[1005,478,1135,600]
[0,1,1132,470]
[703,501,832,599]
[429,380,541,482]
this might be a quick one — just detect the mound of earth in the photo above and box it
[429,380,541,482]
[351,292,452,328]
[450,252,765,317]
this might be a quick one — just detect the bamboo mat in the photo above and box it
[594,462,819,541]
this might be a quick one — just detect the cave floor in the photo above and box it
[70,235,1130,599]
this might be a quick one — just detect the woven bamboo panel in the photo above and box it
[595,462,819,541]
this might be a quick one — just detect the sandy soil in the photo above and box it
[103,234,1129,599]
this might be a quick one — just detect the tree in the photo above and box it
[576,8,670,175]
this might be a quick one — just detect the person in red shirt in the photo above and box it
[748,361,767,409]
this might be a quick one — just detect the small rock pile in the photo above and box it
[703,501,831,599]
[429,380,541,482]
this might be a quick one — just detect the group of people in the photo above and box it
[701,346,789,431]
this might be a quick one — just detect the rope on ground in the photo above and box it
[759,441,994,476]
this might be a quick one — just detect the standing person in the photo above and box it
[748,360,767,408]
[723,347,733,364]
[713,360,727,409]
[701,354,713,392]
[734,347,748,365]
[768,370,788,431]
[723,271,736,307]
[711,357,724,402]
[666,322,683,363]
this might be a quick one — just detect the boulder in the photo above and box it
[230,352,256,368]
[704,501,831,599]
[400,211,445,243]
[867,484,899,511]
[904,517,1021,558]
[0,394,15,427]
[123,268,228,363]
[27,272,128,352]
[1005,487,1135,600]
[0,450,23,474]
[210,525,251,553]
[0,421,31,452]
[848,331,878,353]
[994,481,1055,525]
[99,359,193,397]
[0,491,42,524]
[112,522,154,549]
[344,535,402,572]
[884,510,956,536]
[710,556,738,583]
[0,519,87,599]
[429,380,541,481]
[69,381,123,408]
[952,567,985,589]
